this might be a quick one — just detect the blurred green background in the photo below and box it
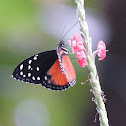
[1,0,125,126]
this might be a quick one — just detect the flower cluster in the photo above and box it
[68,34,87,67]
[68,34,107,67]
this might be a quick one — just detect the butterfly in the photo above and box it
[12,41,76,91]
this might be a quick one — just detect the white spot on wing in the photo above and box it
[37,77,40,80]
[28,73,31,77]
[36,67,39,71]
[23,75,26,77]
[20,71,23,75]
[28,65,31,70]
[29,60,32,64]
[32,76,35,80]
[20,64,23,70]
[33,56,37,60]
[44,76,47,80]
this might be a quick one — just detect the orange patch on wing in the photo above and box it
[62,55,76,83]
[47,59,68,86]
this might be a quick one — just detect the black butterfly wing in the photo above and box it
[12,50,57,84]
[12,50,70,90]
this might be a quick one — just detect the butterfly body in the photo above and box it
[12,41,76,91]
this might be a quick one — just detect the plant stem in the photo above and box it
[75,0,109,125]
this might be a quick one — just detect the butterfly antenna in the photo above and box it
[61,20,82,41]
[61,25,66,38]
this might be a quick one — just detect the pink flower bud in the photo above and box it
[76,51,88,67]
[96,41,106,60]
[68,34,88,67]
[68,34,84,52]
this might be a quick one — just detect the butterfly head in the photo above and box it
[59,41,69,55]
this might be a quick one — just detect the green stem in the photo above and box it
[75,0,109,125]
